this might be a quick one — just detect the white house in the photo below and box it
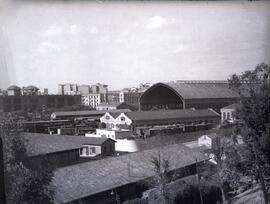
[220,103,239,123]
[100,112,132,130]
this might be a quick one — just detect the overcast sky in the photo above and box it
[0,0,270,93]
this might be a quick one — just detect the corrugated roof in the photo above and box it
[163,82,240,99]
[52,109,131,117]
[51,143,207,203]
[21,133,114,157]
[125,109,219,122]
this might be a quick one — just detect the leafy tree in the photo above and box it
[228,62,270,203]
[1,113,54,204]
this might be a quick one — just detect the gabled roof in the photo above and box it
[108,112,122,119]
[145,82,240,100]
[124,109,219,122]
[51,143,207,203]
[21,133,114,157]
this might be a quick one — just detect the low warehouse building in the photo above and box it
[100,109,220,136]
[50,143,208,204]
[21,133,116,167]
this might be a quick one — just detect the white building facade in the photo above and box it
[82,94,101,108]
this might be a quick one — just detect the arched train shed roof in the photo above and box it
[140,82,240,101]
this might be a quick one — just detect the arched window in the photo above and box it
[105,115,110,120]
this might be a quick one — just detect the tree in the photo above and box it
[149,151,172,204]
[1,113,54,204]
[228,62,270,203]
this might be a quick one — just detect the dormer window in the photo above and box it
[105,115,110,120]
[120,116,125,121]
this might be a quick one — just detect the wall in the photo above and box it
[0,95,82,112]
[30,149,80,168]
[80,145,102,157]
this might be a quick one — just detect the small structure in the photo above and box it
[198,133,220,149]
[21,133,116,167]
[7,85,21,96]
[220,103,239,123]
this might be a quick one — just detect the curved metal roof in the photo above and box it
[7,85,21,90]
[141,82,240,100]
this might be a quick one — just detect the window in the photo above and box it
[105,115,110,120]
[90,147,96,154]
[227,112,230,120]
[120,117,125,121]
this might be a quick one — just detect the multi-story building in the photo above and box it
[119,91,142,108]
[37,88,49,95]
[90,83,108,102]
[107,90,120,103]
[22,85,39,96]
[78,85,91,95]
[7,85,21,96]
[82,94,101,109]
[58,84,79,95]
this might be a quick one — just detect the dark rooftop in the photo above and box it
[24,85,39,90]
[221,103,240,110]
[51,109,131,118]
[163,82,240,99]
[97,102,122,107]
[124,109,220,122]
[7,85,21,90]
[51,143,207,203]
[21,133,114,157]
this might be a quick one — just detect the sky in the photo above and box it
[0,0,270,93]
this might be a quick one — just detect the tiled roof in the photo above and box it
[162,82,240,99]
[51,143,207,203]
[21,133,114,157]
[52,109,131,117]
[125,109,219,122]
